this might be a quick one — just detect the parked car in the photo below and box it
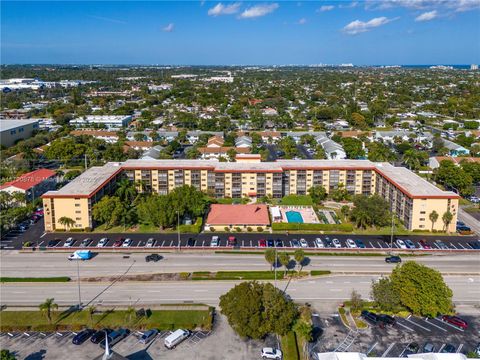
[361,310,380,325]
[146,238,156,247]
[291,239,301,248]
[355,239,366,248]
[396,239,407,249]
[402,342,419,357]
[113,239,123,247]
[419,239,431,249]
[469,241,480,250]
[315,238,324,248]
[19,222,29,231]
[458,226,473,235]
[228,236,236,246]
[63,237,75,247]
[346,239,357,248]
[187,238,196,247]
[81,238,92,247]
[324,238,333,248]
[47,239,61,247]
[122,238,132,247]
[145,254,162,262]
[332,238,342,248]
[140,329,158,344]
[72,329,95,345]
[259,239,267,247]
[100,328,130,348]
[275,239,283,247]
[164,329,190,349]
[442,315,468,329]
[299,238,308,248]
[423,343,435,353]
[441,344,456,353]
[267,239,275,248]
[404,239,416,249]
[436,240,449,250]
[475,343,480,356]
[378,314,396,326]
[385,255,401,263]
[97,238,108,247]
[261,347,283,360]
[90,329,113,344]
[211,236,219,247]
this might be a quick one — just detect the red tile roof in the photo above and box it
[206,204,270,226]
[0,169,56,191]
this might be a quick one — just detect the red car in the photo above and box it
[259,239,266,247]
[113,239,123,247]
[419,240,431,249]
[442,315,468,330]
[228,236,237,246]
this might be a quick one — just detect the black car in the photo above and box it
[187,238,196,247]
[267,239,275,248]
[402,342,419,357]
[275,239,284,247]
[324,238,333,248]
[72,329,95,345]
[145,254,162,262]
[469,241,480,249]
[385,255,401,263]
[47,239,61,247]
[441,344,456,353]
[378,314,396,326]
[90,329,113,344]
[100,328,130,348]
[361,310,381,325]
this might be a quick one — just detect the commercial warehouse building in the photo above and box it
[42,157,459,232]
[0,119,40,148]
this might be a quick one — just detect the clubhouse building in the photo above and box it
[42,156,459,232]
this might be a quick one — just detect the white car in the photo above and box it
[211,236,219,247]
[97,238,108,247]
[146,238,156,247]
[261,347,283,360]
[300,238,308,248]
[315,238,324,248]
[63,237,75,247]
[346,238,357,248]
[396,239,407,249]
[332,238,342,248]
[122,238,132,247]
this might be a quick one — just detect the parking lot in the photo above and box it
[309,311,479,359]
[0,314,276,360]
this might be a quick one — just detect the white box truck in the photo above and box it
[68,250,92,261]
[164,329,190,349]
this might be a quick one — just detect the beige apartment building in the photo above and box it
[42,156,459,232]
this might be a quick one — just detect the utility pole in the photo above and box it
[77,260,82,310]
[177,210,181,251]
[274,247,277,289]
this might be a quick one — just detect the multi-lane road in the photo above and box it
[1,252,480,278]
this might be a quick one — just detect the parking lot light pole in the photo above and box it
[274,247,277,289]
[177,210,180,251]
[77,260,82,310]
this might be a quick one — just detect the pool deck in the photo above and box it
[271,205,320,224]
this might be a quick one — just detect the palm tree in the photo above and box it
[115,179,137,202]
[403,150,421,170]
[87,305,96,327]
[58,216,75,231]
[278,253,290,276]
[294,249,305,274]
[442,211,453,232]
[125,306,136,324]
[429,210,439,231]
[39,298,58,324]
[264,249,277,271]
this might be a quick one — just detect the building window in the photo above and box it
[10,130,16,135]
[75,204,81,207]
[75,217,81,220]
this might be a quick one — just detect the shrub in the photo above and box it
[224,227,229,232]
[272,223,354,232]
[179,272,190,280]
[257,227,263,232]
[247,227,253,232]
[235,227,242,232]
[210,227,215,232]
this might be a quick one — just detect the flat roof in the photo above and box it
[374,163,458,198]
[43,163,122,197]
[0,119,39,132]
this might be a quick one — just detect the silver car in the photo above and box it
[146,238,156,247]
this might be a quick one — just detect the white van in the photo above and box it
[164,329,190,349]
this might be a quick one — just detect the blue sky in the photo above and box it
[1,1,479,65]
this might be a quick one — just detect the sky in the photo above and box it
[1,0,479,65]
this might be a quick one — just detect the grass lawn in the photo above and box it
[281,331,300,360]
[0,307,214,332]
[280,195,314,206]
[190,270,310,280]
[0,277,70,282]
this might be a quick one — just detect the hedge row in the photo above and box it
[272,223,354,232]
[0,277,71,283]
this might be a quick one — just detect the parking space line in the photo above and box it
[161,240,165,246]
[403,317,431,331]
[434,242,441,249]
[395,320,414,332]
[369,241,375,248]
[457,344,464,353]
[450,243,457,249]
[367,342,378,355]
[465,243,473,249]
[433,318,464,332]
[424,318,447,332]
[439,344,446,352]
[242,240,245,247]
[169,240,173,246]
[458,243,466,249]
[382,343,396,357]
[40,233,46,238]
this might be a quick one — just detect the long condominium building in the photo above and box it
[42,156,459,232]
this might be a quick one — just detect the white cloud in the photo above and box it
[343,16,398,35]
[88,15,127,24]
[451,0,480,12]
[207,2,241,16]
[415,10,438,21]
[298,18,307,24]
[365,0,447,10]
[318,5,334,12]
[162,23,175,32]
[239,3,279,19]
[339,1,358,9]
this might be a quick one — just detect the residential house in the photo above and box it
[0,168,57,202]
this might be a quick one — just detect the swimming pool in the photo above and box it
[285,211,304,223]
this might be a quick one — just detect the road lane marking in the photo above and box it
[330,289,342,292]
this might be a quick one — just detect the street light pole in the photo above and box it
[177,210,180,251]
[274,247,277,289]
[390,204,395,251]
[77,260,82,310]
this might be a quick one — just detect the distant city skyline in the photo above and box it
[1,1,479,65]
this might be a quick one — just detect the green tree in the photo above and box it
[349,195,391,229]
[371,277,400,312]
[278,252,290,276]
[39,298,58,324]
[434,160,473,196]
[429,210,439,231]
[403,149,427,170]
[442,211,453,232]
[391,261,453,317]
[341,138,365,159]
[330,184,349,202]
[115,179,138,202]
[264,249,277,271]
[219,282,298,339]
[92,195,122,229]
[350,290,363,312]
[58,216,75,231]
[293,319,313,342]
[227,148,237,162]
[293,249,305,273]
[308,185,327,204]
[367,142,396,162]
[1,350,16,360]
